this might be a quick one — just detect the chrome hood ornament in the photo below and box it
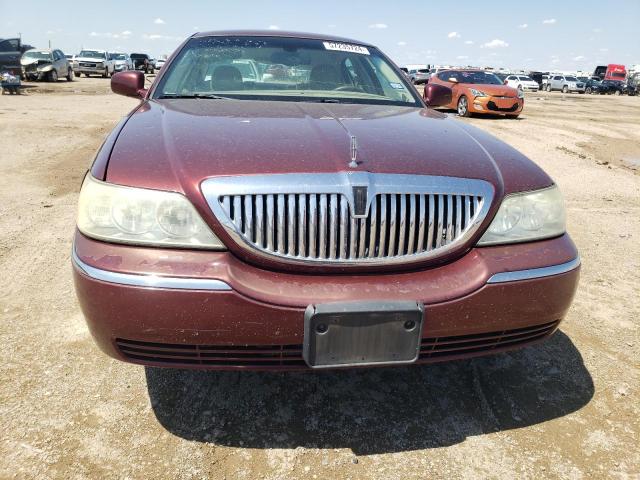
[349,135,358,168]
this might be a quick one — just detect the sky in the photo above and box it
[3,0,639,72]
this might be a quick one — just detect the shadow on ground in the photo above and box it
[146,331,593,455]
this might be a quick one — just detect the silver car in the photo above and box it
[546,75,585,93]
[109,52,132,73]
[407,68,430,84]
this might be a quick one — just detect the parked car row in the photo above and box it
[73,51,163,78]
[0,37,164,81]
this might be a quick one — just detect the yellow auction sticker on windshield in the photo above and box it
[323,42,370,55]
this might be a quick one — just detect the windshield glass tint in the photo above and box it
[454,71,503,85]
[565,76,578,81]
[79,50,104,58]
[518,76,532,81]
[155,36,419,106]
[24,51,51,60]
[111,54,127,60]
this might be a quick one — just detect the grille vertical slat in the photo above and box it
[277,194,285,254]
[417,195,426,253]
[308,194,317,258]
[378,196,387,258]
[368,198,378,258]
[218,189,486,264]
[407,195,416,254]
[435,194,444,249]
[446,194,453,245]
[298,194,307,258]
[318,195,328,259]
[465,196,472,232]
[233,196,242,231]
[427,194,435,251]
[255,195,263,247]
[397,195,407,256]
[358,218,367,258]
[339,196,348,259]
[244,195,253,242]
[388,195,397,256]
[329,194,338,260]
[287,195,296,256]
[349,216,358,259]
[455,195,462,238]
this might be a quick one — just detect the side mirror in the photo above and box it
[448,77,458,83]
[111,70,147,98]
[424,83,452,107]
[504,80,509,85]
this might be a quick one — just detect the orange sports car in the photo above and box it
[428,69,524,118]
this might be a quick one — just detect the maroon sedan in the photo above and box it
[73,31,579,370]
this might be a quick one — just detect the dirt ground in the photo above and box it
[1,77,638,480]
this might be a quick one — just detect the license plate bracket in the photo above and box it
[303,301,424,368]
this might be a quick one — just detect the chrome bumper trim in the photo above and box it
[72,249,232,291]
[487,257,580,284]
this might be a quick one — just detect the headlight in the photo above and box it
[477,186,565,246]
[517,87,525,99]
[77,174,226,249]
[470,88,487,97]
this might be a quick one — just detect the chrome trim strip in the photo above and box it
[487,257,581,284]
[72,249,232,291]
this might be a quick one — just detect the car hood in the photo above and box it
[465,84,518,97]
[105,99,551,198]
[76,56,105,62]
[21,58,51,66]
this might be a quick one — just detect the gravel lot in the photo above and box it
[1,77,638,479]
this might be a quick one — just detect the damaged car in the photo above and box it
[21,48,73,82]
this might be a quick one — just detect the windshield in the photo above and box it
[111,54,127,60]
[565,76,578,82]
[79,50,105,59]
[518,76,533,81]
[450,71,503,85]
[154,36,420,106]
[24,50,51,60]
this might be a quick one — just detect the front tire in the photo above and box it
[66,68,73,81]
[49,69,58,82]
[546,84,551,92]
[614,90,620,96]
[102,68,108,78]
[586,87,592,94]
[457,95,471,117]
[74,72,80,78]
[562,85,569,93]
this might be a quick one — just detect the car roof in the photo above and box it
[191,30,374,47]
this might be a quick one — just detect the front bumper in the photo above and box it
[72,231,580,370]
[76,63,105,74]
[469,96,524,115]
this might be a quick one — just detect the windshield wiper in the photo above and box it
[159,93,230,100]
[311,98,343,103]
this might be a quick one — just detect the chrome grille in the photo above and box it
[219,192,483,260]
[202,173,493,266]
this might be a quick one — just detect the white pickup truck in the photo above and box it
[74,49,115,78]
